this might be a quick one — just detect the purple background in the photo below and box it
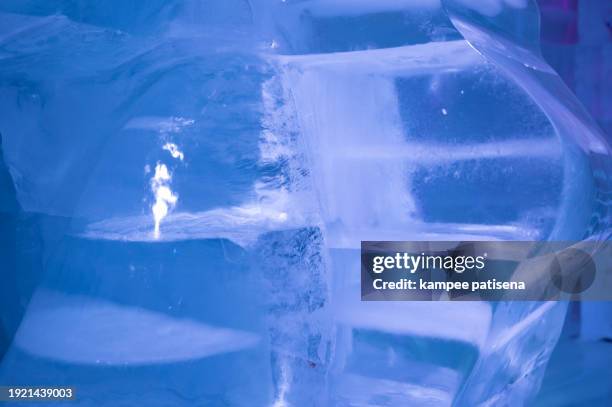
[539,0,611,138]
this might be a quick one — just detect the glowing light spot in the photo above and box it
[150,163,178,239]
[163,143,185,161]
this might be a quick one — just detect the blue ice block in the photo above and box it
[0,0,610,406]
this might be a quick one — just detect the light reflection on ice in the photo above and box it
[335,300,492,348]
[342,138,561,163]
[335,373,455,406]
[81,198,301,246]
[150,163,177,239]
[14,291,259,365]
[162,142,184,161]
[276,40,483,75]
[124,116,195,134]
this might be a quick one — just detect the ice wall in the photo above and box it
[0,1,278,405]
[0,0,610,406]
[266,0,609,405]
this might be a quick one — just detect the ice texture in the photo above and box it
[0,0,611,406]
[15,290,260,365]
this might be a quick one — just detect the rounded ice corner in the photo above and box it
[442,0,542,50]
[436,1,612,242]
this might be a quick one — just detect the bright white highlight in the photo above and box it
[150,163,177,239]
[271,359,291,407]
[15,290,259,365]
[124,116,194,134]
[163,142,185,161]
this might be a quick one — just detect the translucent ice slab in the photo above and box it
[15,290,260,365]
[0,0,610,406]
[263,0,610,405]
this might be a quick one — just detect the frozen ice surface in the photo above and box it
[0,0,611,406]
[276,40,482,74]
[15,290,260,365]
[1,234,273,406]
[81,203,304,246]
